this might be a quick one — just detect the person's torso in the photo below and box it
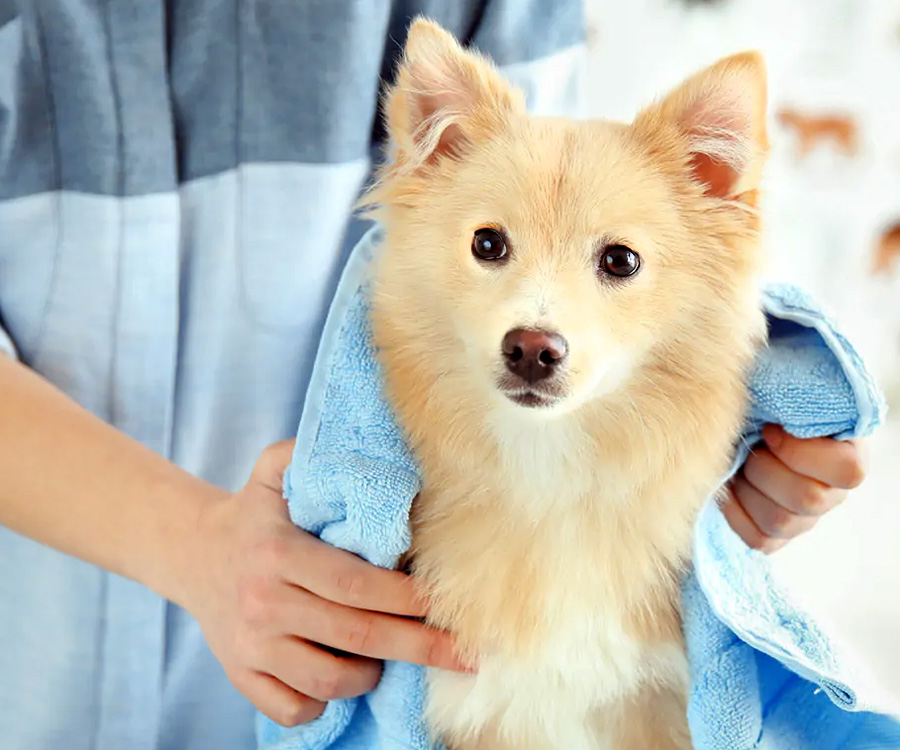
[0,2,584,749]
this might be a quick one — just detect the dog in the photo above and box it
[363,19,769,750]
[776,108,858,160]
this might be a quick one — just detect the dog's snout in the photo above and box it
[502,328,568,383]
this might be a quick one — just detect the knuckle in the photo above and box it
[259,442,281,468]
[255,534,292,570]
[799,482,830,516]
[232,626,263,668]
[774,439,801,470]
[840,458,866,490]
[255,442,290,482]
[310,668,345,701]
[744,525,770,551]
[360,660,383,691]
[276,697,312,727]
[740,519,781,553]
[767,506,796,537]
[424,632,445,667]
[759,536,785,555]
[333,567,368,607]
[340,615,376,656]
[253,449,275,480]
[236,575,275,627]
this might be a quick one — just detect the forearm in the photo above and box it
[0,355,225,605]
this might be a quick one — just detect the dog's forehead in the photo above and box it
[487,119,676,241]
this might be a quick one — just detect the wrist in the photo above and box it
[135,470,228,609]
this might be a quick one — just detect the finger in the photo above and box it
[252,440,297,492]
[287,532,428,618]
[287,586,470,672]
[743,448,845,517]
[720,489,785,553]
[265,637,382,701]
[732,473,817,540]
[232,669,325,727]
[762,425,866,490]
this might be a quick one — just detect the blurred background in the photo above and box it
[582,0,900,701]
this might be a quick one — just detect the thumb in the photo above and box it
[250,439,296,493]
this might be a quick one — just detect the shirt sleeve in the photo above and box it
[465,0,588,118]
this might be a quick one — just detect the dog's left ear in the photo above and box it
[634,52,768,203]
[384,18,524,171]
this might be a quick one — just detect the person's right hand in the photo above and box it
[182,440,469,727]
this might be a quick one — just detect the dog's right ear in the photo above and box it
[384,18,524,171]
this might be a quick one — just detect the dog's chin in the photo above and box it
[503,388,562,410]
[493,366,628,417]
[492,371,572,413]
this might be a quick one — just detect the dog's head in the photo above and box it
[367,20,767,419]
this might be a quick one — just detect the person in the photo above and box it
[0,2,867,749]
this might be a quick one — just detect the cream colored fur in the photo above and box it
[362,19,769,750]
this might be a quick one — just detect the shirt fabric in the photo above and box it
[0,2,585,749]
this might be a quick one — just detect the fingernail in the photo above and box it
[855,439,870,475]
[458,657,479,674]
[762,424,785,450]
[452,643,479,674]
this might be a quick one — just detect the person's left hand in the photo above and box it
[722,424,868,553]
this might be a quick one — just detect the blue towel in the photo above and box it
[258,225,900,750]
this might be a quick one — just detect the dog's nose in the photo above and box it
[502,328,568,383]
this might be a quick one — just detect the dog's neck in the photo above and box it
[482,402,640,517]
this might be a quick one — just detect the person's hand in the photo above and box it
[723,424,867,553]
[182,440,468,727]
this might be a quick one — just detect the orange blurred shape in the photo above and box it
[873,223,900,275]
[777,108,859,158]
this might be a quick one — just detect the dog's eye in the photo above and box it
[472,228,508,262]
[599,245,640,278]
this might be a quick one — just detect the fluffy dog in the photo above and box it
[363,19,769,750]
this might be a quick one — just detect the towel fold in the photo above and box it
[258,225,899,750]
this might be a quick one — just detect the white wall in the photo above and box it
[582,0,900,699]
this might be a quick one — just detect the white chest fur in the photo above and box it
[426,615,687,750]
[420,411,689,749]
